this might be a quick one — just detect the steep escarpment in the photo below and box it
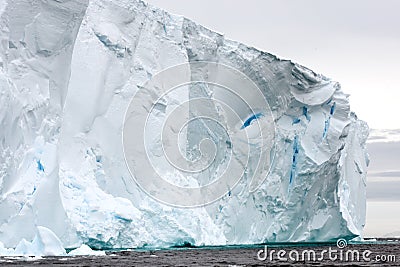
[0,0,368,253]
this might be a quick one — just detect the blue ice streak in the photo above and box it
[37,160,44,172]
[303,106,311,122]
[292,118,301,124]
[330,102,336,115]
[241,112,264,129]
[289,136,299,184]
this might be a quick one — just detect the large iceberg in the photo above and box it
[0,0,368,252]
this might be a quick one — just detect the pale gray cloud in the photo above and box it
[367,142,400,173]
[367,180,400,201]
[368,129,400,143]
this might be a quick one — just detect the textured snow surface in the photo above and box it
[0,0,368,254]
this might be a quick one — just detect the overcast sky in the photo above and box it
[146,0,400,130]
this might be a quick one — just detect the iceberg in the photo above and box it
[0,0,368,253]
[68,244,106,256]
[0,226,65,256]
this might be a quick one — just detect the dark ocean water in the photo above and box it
[1,239,399,266]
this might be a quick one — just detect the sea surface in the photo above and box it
[1,239,399,266]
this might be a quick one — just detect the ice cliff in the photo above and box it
[0,0,368,253]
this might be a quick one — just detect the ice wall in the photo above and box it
[0,0,368,251]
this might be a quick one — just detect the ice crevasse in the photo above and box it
[0,0,368,254]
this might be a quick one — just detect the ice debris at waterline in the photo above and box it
[0,0,368,255]
[0,226,105,256]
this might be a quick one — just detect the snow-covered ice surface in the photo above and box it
[0,0,368,255]
[68,244,106,256]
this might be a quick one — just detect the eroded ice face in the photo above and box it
[123,62,276,207]
[0,0,368,251]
